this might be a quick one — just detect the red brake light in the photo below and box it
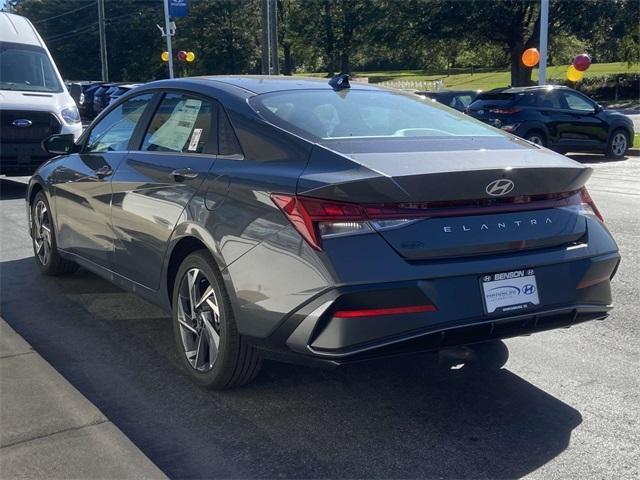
[580,187,604,222]
[488,107,520,114]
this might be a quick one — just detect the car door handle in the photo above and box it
[94,165,113,179]
[170,168,199,181]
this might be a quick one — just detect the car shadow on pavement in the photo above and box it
[0,178,29,200]
[0,255,583,479]
[567,153,628,164]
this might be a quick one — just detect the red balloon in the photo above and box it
[177,50,187,62]
[573,54,591,72]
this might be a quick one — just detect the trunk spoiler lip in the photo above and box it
[293,189,586,221]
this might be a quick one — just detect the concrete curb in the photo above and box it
[627,148,640,157]
[0,318,168,480]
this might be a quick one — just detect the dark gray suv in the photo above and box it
[28,76,620,389]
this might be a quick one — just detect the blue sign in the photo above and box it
[169,0,188,17]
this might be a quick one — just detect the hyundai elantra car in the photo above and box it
[27,75,620,389]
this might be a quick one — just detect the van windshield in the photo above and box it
[0,41,62,93]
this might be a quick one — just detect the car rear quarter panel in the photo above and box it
[161,100,314,313]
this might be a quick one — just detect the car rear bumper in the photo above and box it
[259,250,619,363]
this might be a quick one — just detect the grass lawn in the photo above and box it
[634,133,640,149]
[299,62,639,91]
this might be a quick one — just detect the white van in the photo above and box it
[0,12,82,175]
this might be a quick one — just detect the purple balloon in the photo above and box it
[573,54,591,72]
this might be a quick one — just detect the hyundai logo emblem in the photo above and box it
[486,179,515,196]
[12,119,33,128]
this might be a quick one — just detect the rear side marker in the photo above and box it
[333,304,437,318]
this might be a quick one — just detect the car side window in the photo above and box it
[535,91,563,109]
[142,93,213,153]
[84,93,153,153]
[562,92,595,112]
[218,107,243,157]
[515,93,537,107]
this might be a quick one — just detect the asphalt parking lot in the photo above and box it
[1,155,639,479]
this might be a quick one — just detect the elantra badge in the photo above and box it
[12,119,33,128]
[486,179,515,196]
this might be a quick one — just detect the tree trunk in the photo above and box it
[323,2,336,76]
[511,5,541,87]
[339,1,355,74]
[510,42,533,87]
[283,42,293,75]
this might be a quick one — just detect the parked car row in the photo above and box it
[420,86,634,158]
[65,81,143,121]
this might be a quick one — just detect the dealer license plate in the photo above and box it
[481,269,540,314]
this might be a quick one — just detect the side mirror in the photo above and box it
[68,83,82,103]
[594,104,603,113]
[42,134,77,156]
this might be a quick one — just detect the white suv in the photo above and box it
[0,12,82,176]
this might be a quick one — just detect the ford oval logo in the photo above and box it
[486,179,515,196]
[12,119,33,128]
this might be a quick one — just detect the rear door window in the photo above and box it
[535,91,563,109]
[84,93,154,153]
[470,93,516,109]
[142,93,214,154]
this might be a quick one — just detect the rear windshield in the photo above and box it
[476,92,515,101]
[249,89,502,141]
[0,41,62,93]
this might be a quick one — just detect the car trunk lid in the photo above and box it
[297,138,592,259]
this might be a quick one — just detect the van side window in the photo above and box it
[142,93,213,154]
[85,93,153,153]
[218,107,243,157]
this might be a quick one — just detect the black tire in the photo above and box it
[606,129,629,159]
[524,130,546,147]
[31,191,78,276]
[172,250,262,389]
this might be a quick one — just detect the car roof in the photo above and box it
[418,90,479,95]
[500,85,570,94]
[189,75,383,95]
[0,12,41,46]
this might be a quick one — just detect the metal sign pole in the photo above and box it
[539,0,549,85]
[97,0,108,81]
[163,0,174,79]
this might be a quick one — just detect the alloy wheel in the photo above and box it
[527,134,543,145]
[33,200,52,266]
[611,133,627,157]
[176,268,221,372]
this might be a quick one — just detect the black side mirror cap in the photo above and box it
[41,133,78,156]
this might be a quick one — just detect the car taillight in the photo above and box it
[488,107,520,114]
[579,187,604,222]
[272,189,603,250]
[271,195,373,250]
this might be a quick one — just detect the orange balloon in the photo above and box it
[522,48,540,67]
